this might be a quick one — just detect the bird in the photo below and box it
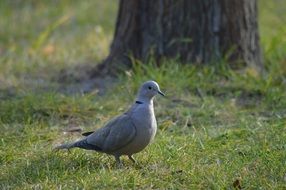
[54,80,165,165]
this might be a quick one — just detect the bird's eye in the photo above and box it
[148,86,152,90]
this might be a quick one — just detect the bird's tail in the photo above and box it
[53,138,102,152]
[53,142,76,152]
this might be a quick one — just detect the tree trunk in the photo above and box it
[97,0,263,75]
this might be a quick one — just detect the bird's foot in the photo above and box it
[128,155,136,164]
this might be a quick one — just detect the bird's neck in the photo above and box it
[136,96,153,105]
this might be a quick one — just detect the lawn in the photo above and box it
[0,0,286,189]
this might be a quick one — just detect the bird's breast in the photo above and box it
[121,105,157,154]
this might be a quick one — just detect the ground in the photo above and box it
[0,0,286,189]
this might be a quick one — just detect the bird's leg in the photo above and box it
[128,155,136,163]
[114,155,122,167]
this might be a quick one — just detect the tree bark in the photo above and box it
[97,0,263,75]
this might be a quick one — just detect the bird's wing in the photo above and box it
[86,114,136,152]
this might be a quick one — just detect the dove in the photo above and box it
[54,81,165,164]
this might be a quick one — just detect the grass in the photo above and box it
[0,0,286,189]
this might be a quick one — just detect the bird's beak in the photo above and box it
[158,90,165,96]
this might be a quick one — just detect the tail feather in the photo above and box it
[54,139,102,152]
[53,142,75,152]
[82,131,94,136]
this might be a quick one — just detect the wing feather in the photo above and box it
[86,114,136,153]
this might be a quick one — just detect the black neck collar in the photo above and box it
[135,100,143,104]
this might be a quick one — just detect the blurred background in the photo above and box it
[0,0,285,93]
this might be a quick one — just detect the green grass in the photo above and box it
[1,0,286,189]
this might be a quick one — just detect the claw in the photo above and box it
[128,155,136,163]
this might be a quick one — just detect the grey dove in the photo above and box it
[54,81,165,164]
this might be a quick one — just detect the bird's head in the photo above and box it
[137,81,165,100]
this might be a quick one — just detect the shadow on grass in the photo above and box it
[1,150,120,188]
